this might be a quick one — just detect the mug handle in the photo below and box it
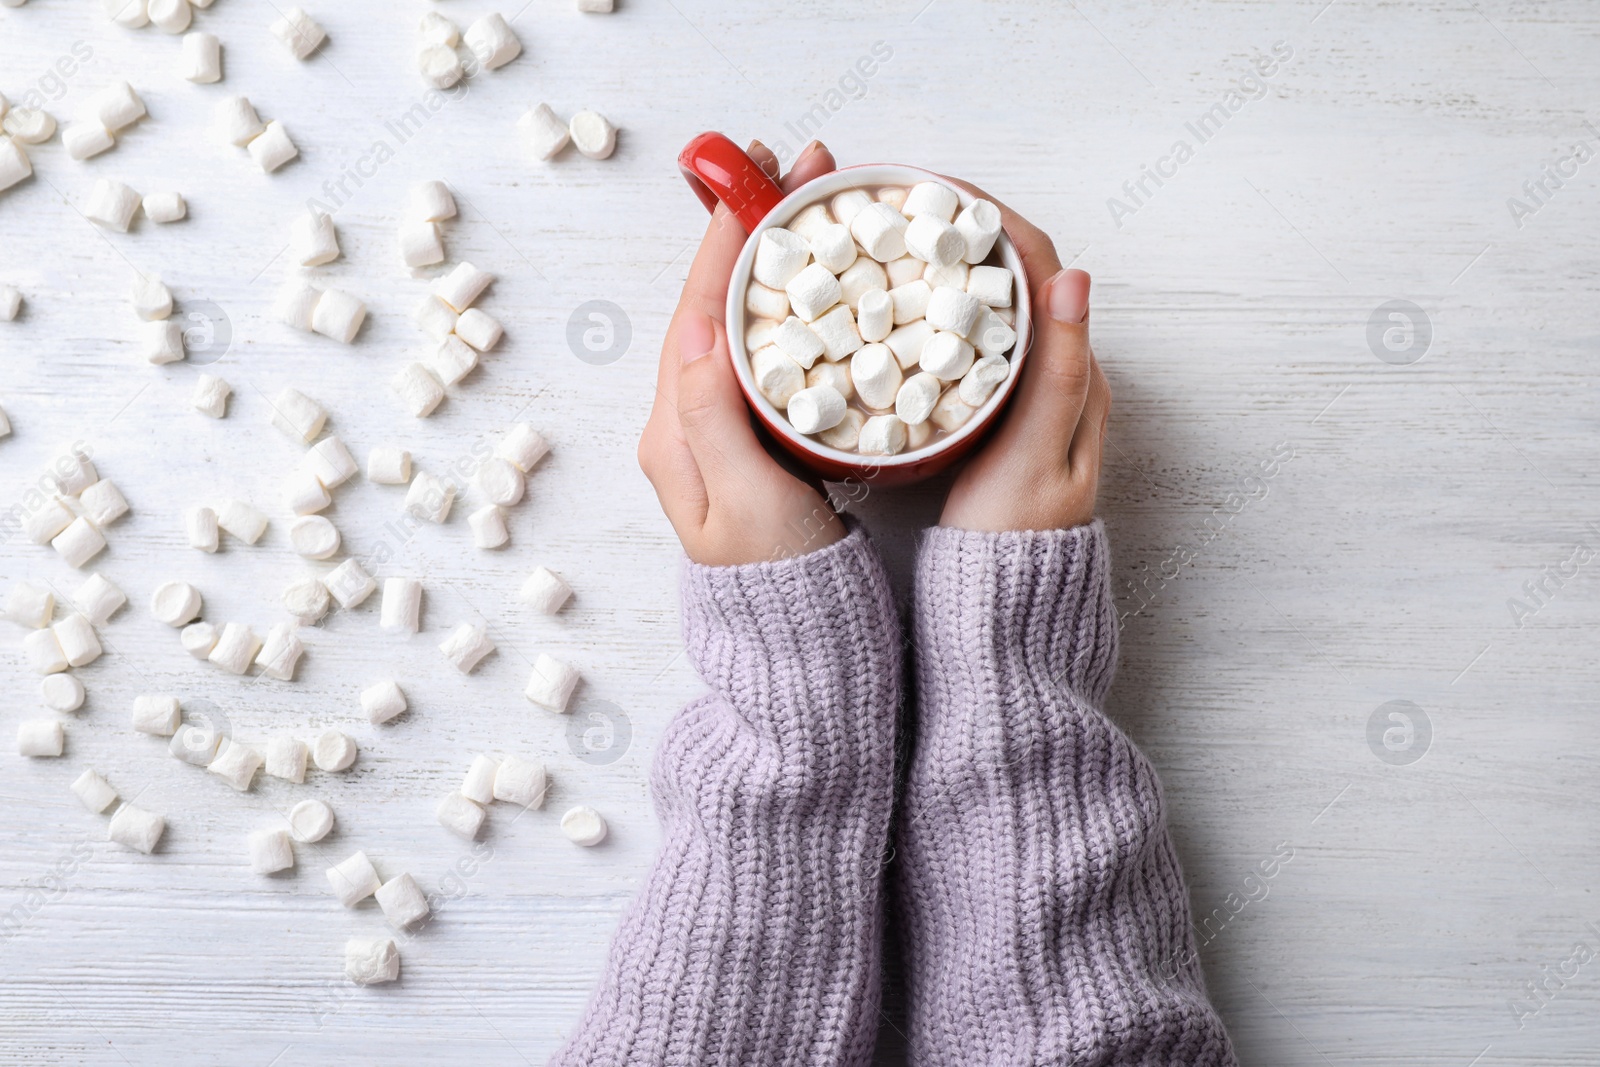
[678,131,785,234]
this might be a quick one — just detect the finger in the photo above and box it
[1068,353,1110,471]
[674,309,777,498]
[992,268,1093,460]
[748,139,780,182]
[781,141,837,192]
[940,175,1063,297]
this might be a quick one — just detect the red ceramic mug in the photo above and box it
[677,131,1032,488]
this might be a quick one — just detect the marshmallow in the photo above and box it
[89,81,146,131]
[958,355,1011,407]
[851,343,903,411]
[53,450,97,495]
[786,385,847,435]
[375,874,430,928]
[745,320,778,352]
[525,653,579,712]
[249,828,294,874]
[965,265,1014,308]
[464,13,521,70]
[311,288,365,343]
[561,805,608,847]
[785,263,842,323]
[462,754,499,804]
[818,408,866,451]
[519,567,572,614]
[753,228,810,290]
[970,308,1017,358]
[830,189,873,227]
[0,138,29,192]
[518,102,570,160]
[439,623,494,673]
[851,201,909,262]
[896,371,943,426]
[284,471,331,516]
[809,223,858,274]
[380,577,422,634]
[926,286,983,335]
[455,308,503,352]
[247,121,298,173]
[74,573,126,626]
[41,674,85,713]
[151,582,202,626]
[403,472,454,522]
[79,479,129,526]
[209,740,263,791]
[23,500,73,545]
[140,320,186,365]
[18,720,64,757]
[878,186,908,211]
[7,582,53,627]
[24,630,67,675]
[3,108,55,144]
[398,219,444,268]
[265,736,309,782]
[858,414,909,456]
[106,0,150,29]
[856,288,892,342]
[888,280,932,325]
[432,262,493,313]
[313,729,356,772]
[473,458,523,508]
[209,623,262,674]
[408,179,456,222]
[745,282,790,322]
[274,283,321,332]
[392,363,445,417]
[169,722,221,765]
[147,0,190,33]
[132,694,182,735]
[0,284,21,320]
[216,96,265,146]
[288,515,339,559]
[268,388,326,443]
[53,517,107,568]
[180,621,218,659]
[577,0,614,10]
[806,359,854,401]
[838,259,888,308]
[920,330,976,381]
[924,260,969,290]
[181,31,222,83]
[324,559,376,609]
[497,423,550,471]
[291,210,339,267]
[810,305,865,362]
[192,373,231,417]
[903,181,959,222]
[367,447,411,485]
[569,109,617,159]
[216,497,268,542]
[72,770,117,813]
[62,122,114,161]
[185,506,219,552]
[289,799,334,842]
[108,805,164,853]
[430,335,478,386]
[255,623,305,680]
[86,179,141,232]
[346,939,400,985]
[907,419,934,450]
[326,850,380,906]
[889,257,929,288]
[751,345,804,407]
[361,679,406,724]
[437,793,486,839]
[302,436,357,488]
[468,504,508,549]
[493,755,547,808]
[904,214,966,268]
[270,7,325,59]
[955,199,1004,263]
[284,572,331,620]
[53,612,101,667]
[419,43,464,88]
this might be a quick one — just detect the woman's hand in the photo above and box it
[639,140,847,566]
[938,185,1110,532]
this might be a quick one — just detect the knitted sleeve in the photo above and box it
[897,522,1237,1066]
[549,525,900,1067]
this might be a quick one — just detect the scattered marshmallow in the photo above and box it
[0,283,21,319]
[7,582,53,627]
[463,13,521,70]
[283,576,331,622]
[3,108,55,144]
[62,122,114,161]
[493,755,547,808]
[140,320,185,365]
[169,722,221,765]
[41,673,85,712]
[392,363,445,417]
[524,653,579,713]
[289,798,334,842]
[291,209,339,266]
[192,373,231,417]
[269,388,326,442]
[132,693,182,736]
[398,219,443,268]
[79,479,129,526]
[461,754,499,804]
[85,178,141,232]
[326,850,380,906]
[375,874,430,928]
[18,720,64,757]
[288,515,340,559]
[476,457,524,506]
[23,629,67,675]
[209,740,263,791]
[403,472,453,523]
[216,498,268,543]
[361,679,406,725]
[88,81,146,132]
[455,308,503,352]
[150,581,202,626]
[380,578,421,634]
[958,354,1012,407]
[312,729,356,772]
[52,612,101,667]
[418,45,464,89]
[216,96,265,146]
[265,736,309,782]
[569,109,617,159]
[180,31,222,83]
[53,517,107,568]
[324,559,376,609]
[518,102,570,161]
[108,804,164,853]
[439,623,494,673]
[302,435,357,488]
[283,470,331,516]
[904,214,966,268]
[519,567,571,614]
[247,120,298,173]
[413,295,457,340]
[310,288,365,343]
[432,262,493,313]
[430,335,478,386]
[72,770,117,813]
[408,180,456,221]
[209,622,262,674]
[367,447,411,484]
[345,939,400,985]
[255,623,305,680]
[561,805,608,846]
[147,0,190,33]
[249,828,295,874]
[273,283,321,332]
[270,7,325,59]
[436,792,485,840]
[468,504,508,548]
[496,423,549,471]
[185,505,219,552]
[23,500,73,544]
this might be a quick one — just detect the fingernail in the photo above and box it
[798,139,823,162]
[679,312,715,365]
[1046,268,1090,324]
[747,138,767,154]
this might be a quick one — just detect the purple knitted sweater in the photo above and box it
[550,523,1236,1066]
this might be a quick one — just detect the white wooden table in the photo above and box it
[2,1,1597,1063]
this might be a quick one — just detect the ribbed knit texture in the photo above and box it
[896,522,1237,1066]
[549,525,900,1067]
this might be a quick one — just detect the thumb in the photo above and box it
[674,310,772,498]
[1004,268,1092,458]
